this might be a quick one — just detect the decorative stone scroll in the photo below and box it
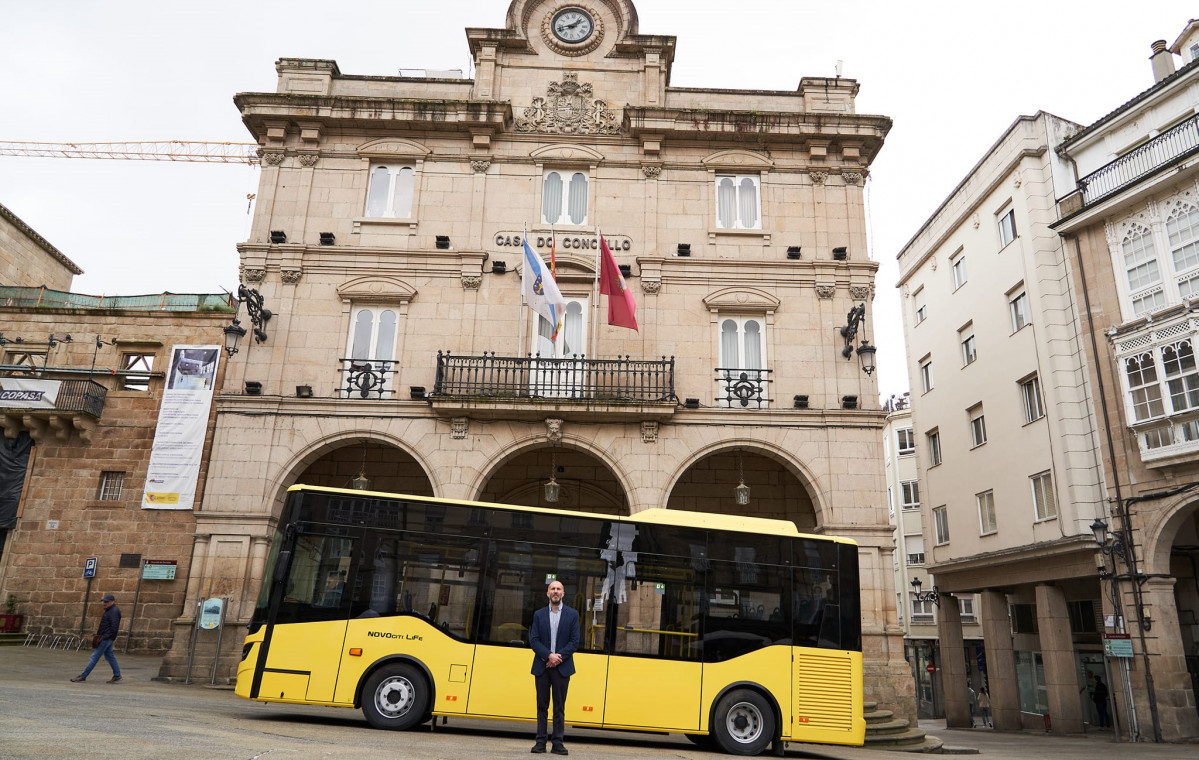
[297,153,319,167]
[461,275,481,290]
[641,421,658,444]
[841,171,863,186]
[850,285,872,300]
[815,284,835,299]
[281,268,303,284]
[515,72,620,136]
[642,165,662,179]
[259,151,285,166]
[546,417,564,443]
[242,267,266,283]
[808,170,828,185]
[451,417,469,440]
[471,159,491,174]
[642,280,661,295]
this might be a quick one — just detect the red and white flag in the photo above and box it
[598,235,638,331]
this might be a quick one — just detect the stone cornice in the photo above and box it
[234,94,511,138]
[0,201,83,275]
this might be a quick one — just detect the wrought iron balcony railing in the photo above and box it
[715,367,771,408]
[1078,112,1199,206]
[339,358,396,399]
[0,376,107,417]
[433,351,675,402]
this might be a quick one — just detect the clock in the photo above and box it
[551,8,594,44]
[541,5,604,56]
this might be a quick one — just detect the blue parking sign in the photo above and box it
[83,558,97,578]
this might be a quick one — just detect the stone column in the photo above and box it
[938,594,970,727]
[981,590,1019,729]
[1140,576,1199,740]
[1035,584,1083,733]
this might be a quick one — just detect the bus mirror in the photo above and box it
[273,550,292,583]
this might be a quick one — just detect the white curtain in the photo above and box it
[717,177,737,228]
[543,172,563,224]
[375,310,396,360]
[351,310,374,358]
[537,315,555,356]
[568,173,587,224]
[744,320,762,368]
[721,320,739,367]
[391,168,414,218]
[366,166,391,217]
[738,177,758,228]
[563,301,584,356]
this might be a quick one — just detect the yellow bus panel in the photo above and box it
[260,620,349,704]
[699,646,792,735]
[604,657,701,731]
[792,649,864,745]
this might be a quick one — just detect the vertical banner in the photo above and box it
[142,345,220,510]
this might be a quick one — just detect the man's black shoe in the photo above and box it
[530,743,547,754]
[551,746,569,756]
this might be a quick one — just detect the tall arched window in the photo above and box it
[542,171,588,225]
[715,174,761,229]
[365,165,415,218]
[1122,222,1163,316]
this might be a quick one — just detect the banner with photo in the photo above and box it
[142,345,220,510]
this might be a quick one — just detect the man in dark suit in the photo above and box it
[529,579,579,755]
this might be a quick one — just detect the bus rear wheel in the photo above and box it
[712,689,774,756]
[362,663,428,730]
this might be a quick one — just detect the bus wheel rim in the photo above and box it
[726,701,763,743]
[376,675,415,718]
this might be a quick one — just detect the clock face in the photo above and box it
[552,8,594,44]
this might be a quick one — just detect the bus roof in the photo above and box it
[285,484,854,545]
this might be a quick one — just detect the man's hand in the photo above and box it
[547,652,563,667]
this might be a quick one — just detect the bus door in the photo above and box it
[603,555,703,731]
[259,532,355,703]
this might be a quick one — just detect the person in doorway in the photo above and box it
[1092,675,1110,728]
[967,684,976,727]
[71,594,122,683]
[529,579,579,756]
[977,687,992,727]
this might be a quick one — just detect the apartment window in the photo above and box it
[926,430,942,466]
[1067,600,1099,633]
[901,481,920,510]
[951,254,967,289]
[969,405,987,447]
[910,598,936,623]
[897,428,915,455]
[1163,340,1199,413]
[1020,375,1045,422]
[344,306,398,397]
[1123,222,1162,316]
[914,287,927,325]
[542,170,588,225]
[121,353,155,392]
[97,471,125,501]
[1031,470,1057,520]
[715,174,761,229]
[1168,202,1199,283]
[933,506,950,544]
[977,490,997,534]
[999,208,1017,248]
[1010,290,1030,331]
[920,357,934,393]
[959,596,977,624]
[905,536,925,566]
[1010,603,1038,634]
[365,164,415,218]
[1125,352,1165,421]
[961,332,977,366]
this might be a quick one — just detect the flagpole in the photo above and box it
[519,225,528,359]
[591,224,602,356]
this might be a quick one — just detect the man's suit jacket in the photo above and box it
[529,604,580,677]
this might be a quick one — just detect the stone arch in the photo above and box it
[662,437,827,530]
[701,149,774,171]
[267,429,440,519]
[1139,490,1199,575]
[469,431,633,514]
[356,138,432,160]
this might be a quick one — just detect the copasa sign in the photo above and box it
[0,378,61,409]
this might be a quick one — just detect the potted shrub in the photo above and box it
[0,594,23,633]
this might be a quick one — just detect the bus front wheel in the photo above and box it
[362,663,429,730]
[712,689,774,756]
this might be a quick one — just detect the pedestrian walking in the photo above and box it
[1092,675,1110,728]
[977,687,992,727]
[70,594,122,683]
[968,684,976,727]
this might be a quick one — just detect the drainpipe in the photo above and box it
[1068,234,1162,741]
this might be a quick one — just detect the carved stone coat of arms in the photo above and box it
[515,72,620,135]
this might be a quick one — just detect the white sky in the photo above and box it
[0,0,1192,395]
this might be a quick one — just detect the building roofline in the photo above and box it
[0,201,83,275]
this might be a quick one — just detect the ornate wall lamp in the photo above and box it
[734,450,750,506]
[839,303,877,375]
[1090,517,1152,631]
[223,284,272,358]
[910,577,940,607]
[544,449,561,503]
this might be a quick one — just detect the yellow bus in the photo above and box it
[236,485,864,755]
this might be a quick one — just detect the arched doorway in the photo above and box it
[1166,503,1199,717]
[478,445,626,515]
[667,448,818,531]
[291,438,434,496]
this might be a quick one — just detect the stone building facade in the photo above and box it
[0,201,81,290]
[0,289,234,652]
[1052,26,1199,741]
[168,0,912,717]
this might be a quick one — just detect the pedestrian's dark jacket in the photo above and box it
[97,605,121,641]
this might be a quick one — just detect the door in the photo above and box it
[343,307,397,398]
[531,298,587,398]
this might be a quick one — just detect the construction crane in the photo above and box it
[0,140,259,165]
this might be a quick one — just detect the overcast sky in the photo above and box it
[0,0,1192,395]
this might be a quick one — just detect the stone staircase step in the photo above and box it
[864,709,895,723]
[864,718,914,735]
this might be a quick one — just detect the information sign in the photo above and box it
[142,560,178,580]
[199,598,224,630]
[83,557,97,578]
[1103,633,1133,658]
